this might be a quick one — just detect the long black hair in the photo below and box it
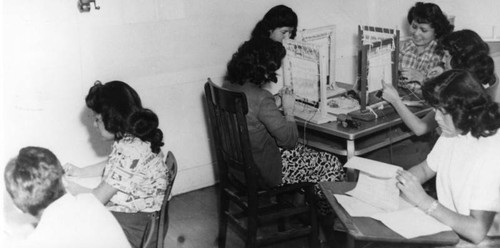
[251,5,298,40]
[85,81,164,153]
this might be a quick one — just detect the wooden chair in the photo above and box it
[142,151,178,248]
[204,79,319,248]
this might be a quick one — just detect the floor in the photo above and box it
[163,185,339,248]
[163,138,435,248]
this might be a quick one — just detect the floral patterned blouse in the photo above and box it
[103,135,168,213]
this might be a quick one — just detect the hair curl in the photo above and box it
[86,81,164,153]
[407,2,454,39]
[251,5,298,40]
[4,147,65,217]
[422,69,500,138]
[225,38,286,86]
[438,29,495,87]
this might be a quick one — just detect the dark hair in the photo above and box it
[225,38,286,86]
[4,147,65,217]
[251,5,298,40]
[86,81,164,153]
[422,69,500,138]
[407,2,454,39]
[439,29,495,87]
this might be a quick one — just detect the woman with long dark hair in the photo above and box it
[65,81,167,248]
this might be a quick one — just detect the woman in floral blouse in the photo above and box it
[65,81,168,248]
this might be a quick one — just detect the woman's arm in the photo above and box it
[382,81,437,135]
[64,179,118,204]
[64,160,107,178]
[397,168,496,244]
[259,89,298,148]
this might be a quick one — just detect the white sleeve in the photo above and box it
[426,136,446,172]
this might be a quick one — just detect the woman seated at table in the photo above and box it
[383,29,496,136]
[396,69,500,245]
[399,2,453,90]
[224,38,345,215]
[64,81,168,248]
[251,5,298,95]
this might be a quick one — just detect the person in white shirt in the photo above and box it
[4,146,131,248]
[396,69,500,245]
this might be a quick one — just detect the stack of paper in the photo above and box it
[337,156,452,239]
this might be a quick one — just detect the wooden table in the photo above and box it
[320,181,460,248]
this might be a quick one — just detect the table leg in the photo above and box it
[346,140,358,181]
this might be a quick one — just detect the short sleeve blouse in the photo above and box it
[103,135,168,213]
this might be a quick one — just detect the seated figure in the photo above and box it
[4,146,131,248]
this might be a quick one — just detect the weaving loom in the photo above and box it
[283,25,338,124]
[348,25,401,121]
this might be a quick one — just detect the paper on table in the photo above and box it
[371,207,452,239]
[335,194,385,217]
[345,156,402,211]
[335,194,414,217]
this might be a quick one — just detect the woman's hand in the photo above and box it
[396,170,432,208]
[280,86,295,116]
[427,66,445,79]
[400,68,425,83]
[381,80,401,104]
[63,163,83,177]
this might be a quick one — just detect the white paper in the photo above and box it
[371,207,452,239]
[345,156,402,211]
[335,156,452,239]
[335,194,385,217]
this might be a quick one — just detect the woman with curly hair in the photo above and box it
[224,38,345,215]
[399,2,454,86]
[383,29,496,136]
[439,29,497,96]
[395,69,500,245]
[64,81,167,248]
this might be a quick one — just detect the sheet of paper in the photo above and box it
[344,156,401,178]
[371,207,452,239]
[345,156,402,211]
[335,194,385,217]
[335,194,414,217]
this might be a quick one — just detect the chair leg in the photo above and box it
[245,213,258,248]
[306,187,320,248]
[218,193,229,248]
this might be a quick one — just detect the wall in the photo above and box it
[2,0,500,213]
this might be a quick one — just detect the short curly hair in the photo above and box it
[422,69,500,138]
[251,5,298,40]
[438,29,495,87]
[407,2,454,39]
[225,38,286,86]
[4,147,65,217]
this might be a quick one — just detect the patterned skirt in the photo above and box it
[280,143,346,215]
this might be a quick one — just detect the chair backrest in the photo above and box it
[142,151,177,248]
[204,79,260,196]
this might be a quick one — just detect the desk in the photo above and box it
[320,181,460,248]
[296,106,432,159]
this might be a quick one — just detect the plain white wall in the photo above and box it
[2,0,500,223]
